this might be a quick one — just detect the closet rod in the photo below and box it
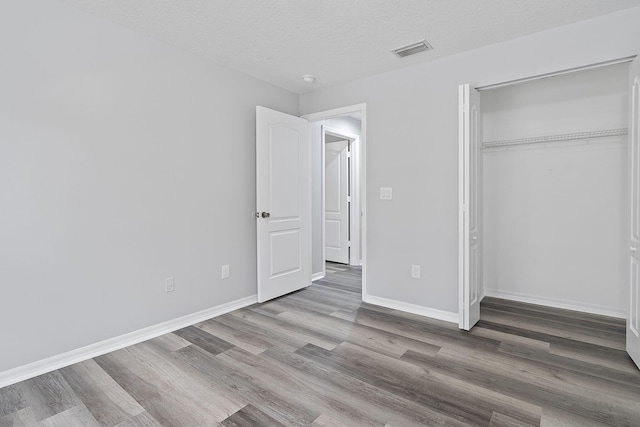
[483,128,628,149]
[476,56,636,91]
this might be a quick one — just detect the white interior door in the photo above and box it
[325,138,350,264]
[459,84,483,331]
[256,106,311,303]
[628,57,640,369]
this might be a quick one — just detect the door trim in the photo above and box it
[303,104,367,301]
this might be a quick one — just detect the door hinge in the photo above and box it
[347,151,352,159]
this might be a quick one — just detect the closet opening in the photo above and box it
[480,62,629,319]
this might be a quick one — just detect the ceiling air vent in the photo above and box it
[391,39,433,58]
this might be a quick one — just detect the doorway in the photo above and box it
[324,128,357,265]
[303,104,367,301]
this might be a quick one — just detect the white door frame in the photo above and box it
[323,126,360,267]
[303,104,367,301]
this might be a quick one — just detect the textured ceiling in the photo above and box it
[59,0,640,94]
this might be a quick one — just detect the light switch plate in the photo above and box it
[380,187,393,200]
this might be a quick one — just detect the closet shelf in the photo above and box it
[483,128,628,149]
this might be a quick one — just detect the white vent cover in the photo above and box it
[391,39,433,58]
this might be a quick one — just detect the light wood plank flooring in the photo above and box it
[1,263,639,426]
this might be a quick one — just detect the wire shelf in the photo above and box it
[483,128,628,149]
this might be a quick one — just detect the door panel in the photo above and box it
[628,57,640,369]
[325,220,342,248]
[269,230,301,277]
[325,139,350,264]
[256,106,310,303]
[459,84,482,330]
[270,127,301,219]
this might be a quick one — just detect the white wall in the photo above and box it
[300,7,640,318]
[0,0,298,373]
[483,64,628,317]
[310,117,362,277]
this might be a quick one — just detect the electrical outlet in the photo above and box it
[165,277,175,293]
[221,264,230,279]
[411,265,421,279]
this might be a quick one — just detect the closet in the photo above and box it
[481,63,629,318]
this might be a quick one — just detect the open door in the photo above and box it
[256,106,311,303]
[628,57,640,369]
[459,84,482,331]
[325,137,350,264]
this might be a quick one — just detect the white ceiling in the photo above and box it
[59,0,640,94]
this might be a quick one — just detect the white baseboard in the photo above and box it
[483,288,626,319]
[312,272,325,281]
[364,295,459,324]
[0,295,257,389]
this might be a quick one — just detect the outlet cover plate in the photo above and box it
[411,265,421,279]
[165,277,175,292]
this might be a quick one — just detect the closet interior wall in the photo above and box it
[482,63,629,317]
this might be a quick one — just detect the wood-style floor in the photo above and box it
[1,263,639,426]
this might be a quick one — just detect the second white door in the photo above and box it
[325,138,350,264]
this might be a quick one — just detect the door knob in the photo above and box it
[632,246,637,252]
[472,236,477,241]
[261,212,271,218]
